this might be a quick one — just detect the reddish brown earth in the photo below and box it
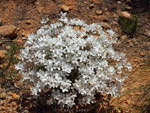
[0,0,150,113]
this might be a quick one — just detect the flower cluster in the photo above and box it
[15,12,132,108]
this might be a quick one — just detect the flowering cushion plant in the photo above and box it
[15,12,132,108]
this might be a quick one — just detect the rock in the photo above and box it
[6,46,11,50]
[126,6,132,10]
[12,93,20,101]
[0,92,7,99]
[89,4,94,9]
[99,15,108,21]
[117,1,121,4]
[0,25,17,39]
[121,11,131,18]
[96,10,102,15]
[0,18,2,26]
[61,4,70,12]
[22,36,26,40]
[113,21,119,26]
[0,50,6,58]
[139,52,146,56]
[121,35,127,40]
[101,22,111,29]
[26,20,31,25]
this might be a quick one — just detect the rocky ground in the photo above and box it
[0,0,150,113]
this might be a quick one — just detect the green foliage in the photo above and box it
[122,5,127,11]
[0,42,22,79]
[119,16,138,35]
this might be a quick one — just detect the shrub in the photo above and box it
[119,15,138,35]
[15,12,132,108]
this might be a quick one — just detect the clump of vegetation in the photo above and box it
[0,42,21,80]
[119,15,138,35]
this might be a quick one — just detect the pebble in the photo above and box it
[117,1,121,4]
[99,15,108,21]
[121,11,131,18]
[89,4,94,9]
[139,52,146,56]
[121,35,127,40]
[96,10,102,15]
[0,92,7,99]
[0,50,6,58]
[26,20,31,25]
[101,22,111,29]
[61,4,70,12]
[0,25,17,39]
[6,46,11,50]
[126,6,132,10]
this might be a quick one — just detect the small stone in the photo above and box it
[139,52,146,56]
[89,4,94,9]
[26,20,31,25]
[12,93,20,101]
[22,36,26,40]
[126,6,132,10]
[0,25,17,39]
[121,11,131,18]
[0,50,6,58]
[99,15,108,21]
[61,4,70,12]
[101,22,111,29]
[0,92,7,99]
[117,1,121,4]
[113,21,119,25]
[6,46,11,50]
[121,35,127,40]
[96,10,102,15]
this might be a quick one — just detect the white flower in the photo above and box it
[15,12,132,108]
